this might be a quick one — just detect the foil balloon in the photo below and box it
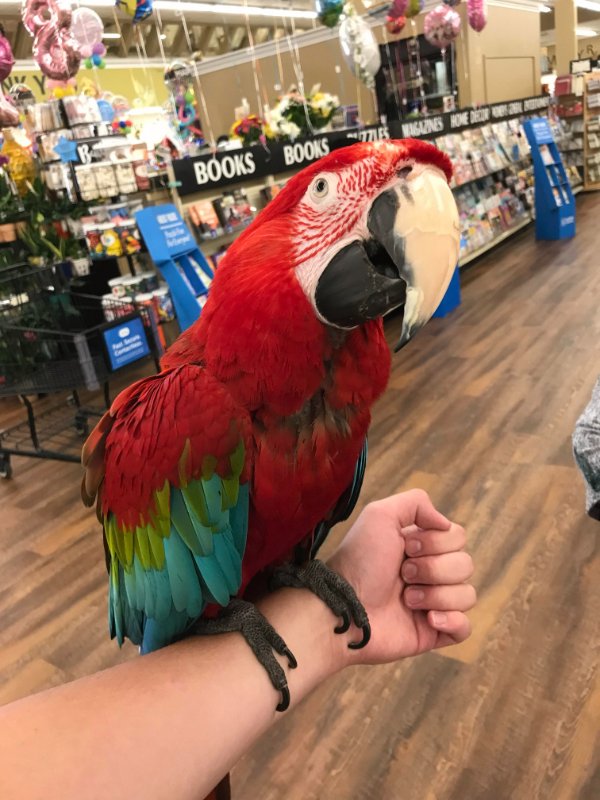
[71,7,104,59]
[424,4,461,49]
[386,14,406,35]
[0,25,15,81]
[21,0,52,36]
[339,13,381,90]
[0,94,19,129]
[33,21,81,80]
[386,0,407,34]
[315,0,344,28]
[406,0,424,18]
[116,0,154,23]
[467,0,487,31]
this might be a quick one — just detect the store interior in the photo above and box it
[0,0,599,798]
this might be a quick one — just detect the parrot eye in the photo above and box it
[312,177,329,199]
[397,166,412,179]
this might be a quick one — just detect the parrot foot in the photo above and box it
[190,599,297,712]
[271,559,371,650]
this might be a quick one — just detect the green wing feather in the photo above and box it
[105,443,249,653]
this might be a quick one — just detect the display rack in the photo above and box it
[523,117,576,239]
[583,72,600,190]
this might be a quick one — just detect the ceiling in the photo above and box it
[0,0,324,62]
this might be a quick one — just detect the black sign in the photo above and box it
[173,95,550,196]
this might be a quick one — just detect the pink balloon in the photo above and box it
[21,0,53,36]
[71,7,104,52]
[33,20,81,80]
[390,0,408,15]
[424,4,461,49]
[0,31,15,81]
[467,0,487,31]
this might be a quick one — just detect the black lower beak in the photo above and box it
[314,188,407,329]
[314,239,406,328]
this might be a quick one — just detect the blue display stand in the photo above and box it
[433,267,461,318]
[523,117,576,240]
[135,205,214,331]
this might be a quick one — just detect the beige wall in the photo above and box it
[462,6,541,104]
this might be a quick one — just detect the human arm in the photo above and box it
[0,490,475,800]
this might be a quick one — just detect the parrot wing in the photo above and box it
[82,365,252,653]
[309,438,368,558]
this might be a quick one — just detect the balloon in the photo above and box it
[390,0,408,13]
[467,0,487,31]
[406,0,424,17]
[33,20,81,80]
[424,4,461,49]
[386,14,406,34]
[117,0,153,23]
[315,0,344,28]
[21,0,52,37]
[0,94,19,129]
[46,77,76,98]
[71,7,104,54]
[0,27,15,81]
[339,14,381,90]
[93,42,106,56]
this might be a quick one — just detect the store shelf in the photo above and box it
[451,157,531,189]
[460,216,533,266]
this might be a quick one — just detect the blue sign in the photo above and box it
[103,317,150,370]
[136,205,197,263]
[135,204,214,332]
[527,117,553,145]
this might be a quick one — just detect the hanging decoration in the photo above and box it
[0,24,15,82]
[21,0,81,80]
[71,7,106,69]
[405,0,424,18]
[339,3,381,90]
[467,0,487,31]
[385,0,406,35]
[315,0,344,28]
[424,4,461,50]
[116,0,153,23]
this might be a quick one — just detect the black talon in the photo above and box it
[284,647,298,669]
[276,685,291,712]
[349,621,371,650]
[334,610,351,634]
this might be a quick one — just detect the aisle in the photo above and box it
[1,196,599,799]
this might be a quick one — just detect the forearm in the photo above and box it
[0,589,348,800]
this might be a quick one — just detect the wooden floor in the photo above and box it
[2,197,600,799]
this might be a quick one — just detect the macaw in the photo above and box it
[82,139,459,718]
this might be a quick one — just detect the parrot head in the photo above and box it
[229,138,459,351]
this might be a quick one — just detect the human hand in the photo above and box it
[327,490,475,667]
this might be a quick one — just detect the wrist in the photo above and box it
[256,588,351,692]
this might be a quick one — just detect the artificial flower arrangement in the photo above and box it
[229,114,268,147]
[229,86,340,146]
[268,85,340,140]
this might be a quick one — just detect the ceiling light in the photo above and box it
[540,4,551,11]
[576,0,600,11]
[103,32,121,39]
[576,26,598,36]
[488,1,551,12]
[155,1,317,18]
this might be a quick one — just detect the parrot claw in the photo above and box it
[270,560,370,651]
[190,598,296,713]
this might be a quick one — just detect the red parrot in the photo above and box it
[82,139,459,720]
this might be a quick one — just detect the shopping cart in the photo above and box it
[0,262,164,478]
